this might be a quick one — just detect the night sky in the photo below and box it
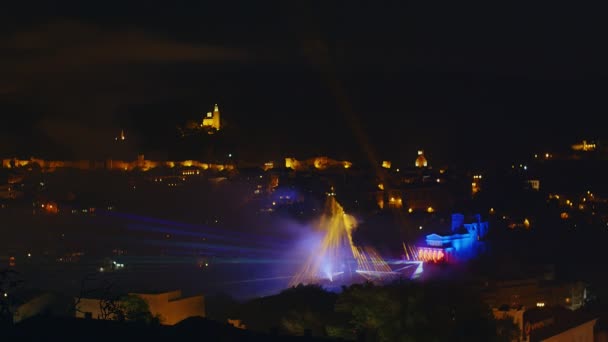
[2,1,608,166]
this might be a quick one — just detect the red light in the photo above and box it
[418,248,445,262]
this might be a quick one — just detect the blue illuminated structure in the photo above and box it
[418,213,488,263]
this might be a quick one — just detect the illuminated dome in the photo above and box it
[415,150,428,168]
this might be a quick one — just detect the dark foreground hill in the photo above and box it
[5,316,342,342]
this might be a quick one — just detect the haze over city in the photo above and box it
[2,1,608,341]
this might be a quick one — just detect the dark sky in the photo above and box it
[2,1,608,167]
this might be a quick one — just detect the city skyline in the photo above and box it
[3,3,608,338]
[2,2,608,165]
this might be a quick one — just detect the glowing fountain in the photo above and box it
[289,196,396,287]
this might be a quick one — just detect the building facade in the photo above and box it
[75,290,205,325]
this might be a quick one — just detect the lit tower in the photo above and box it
[201,104,221,133]
[415,150,428,168]
[212,103,221,131]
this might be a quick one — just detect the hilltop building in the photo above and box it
[415,150,428,168]
[284,156,352,171]
[201,104,221,133]
[571,140,596,152]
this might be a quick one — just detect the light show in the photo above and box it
[74,194,488,299]
[286,200,493,290]
[289,196,420,288]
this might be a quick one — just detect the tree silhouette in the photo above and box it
[119,295,160,324]
[98,282,123,321]
[332,281,424,342]
[73,273,157,324]
[205,292,239,323]
[73,272,100,318]
[331,281,497,342]
[281,308,324,336]
[238,283,338,336]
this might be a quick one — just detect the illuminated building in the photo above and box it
[415,150,428,168]
[40,202,59,214]
[227,319,246,329]
[381,160,391,169]
[492,306,597,342]
[284,156,352,171]
[472,174,482,196]
[571,140,596,152]
[285,157,298,170]
[373,149,448,212]
[387,196,402,208]
[416,213,488,263]
[75,290,205,325]
[2,156,234,173]
[263,161,274,171]
[523,308,596,341]
[487,279,595,340]
[484,278,586,312]
[374,188,404,210]
[181,168,200,176]
[526,179,540,191]
[313,156,329,170]
[201,103,221,133]
[0,184,22,199]
[386,189,402,209]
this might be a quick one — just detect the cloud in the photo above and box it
[1,21,250,75]
[0,21,255,117]
[34,118,121,158]
[0,21,260,155]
